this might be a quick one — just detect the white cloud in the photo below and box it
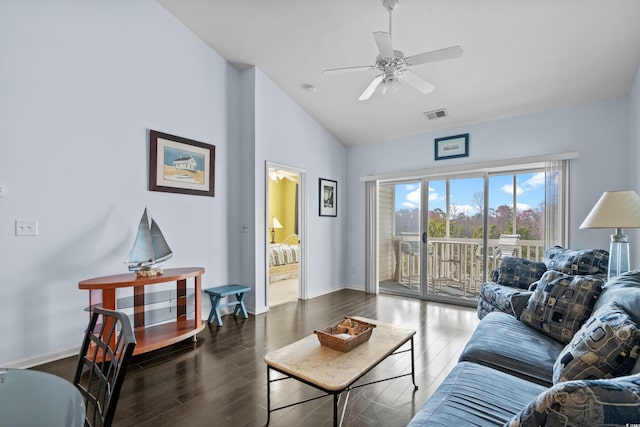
[501,172,545,196]
[522,172,545,190]
[400,185,444,209]
[516,203,532,211]
[406,188,420,207]
[501,184,523,195]
[451,204,477,216]
[428,186,442,201]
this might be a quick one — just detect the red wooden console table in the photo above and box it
[78,267,205,355]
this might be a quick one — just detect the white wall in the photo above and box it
[250,68,346,313]
[0,1,347,366]
[345,97,631,289]
[0,1,240,366]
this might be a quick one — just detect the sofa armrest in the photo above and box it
[478,283,533,319]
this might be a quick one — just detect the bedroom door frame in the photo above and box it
[265,161,307,305]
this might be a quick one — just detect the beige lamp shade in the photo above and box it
[580,190,640,229]
[272,217,283,229]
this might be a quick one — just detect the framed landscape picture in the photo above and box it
[149,130,215,197]
[319,178,337,217]
[435,133,469,160]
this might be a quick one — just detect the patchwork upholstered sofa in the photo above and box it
[477,246,609,319]
[408,251,640,426]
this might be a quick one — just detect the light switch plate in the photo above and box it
[15,220,38,236]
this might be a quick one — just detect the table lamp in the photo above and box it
[271,217,283,244]
[580,190,640,280]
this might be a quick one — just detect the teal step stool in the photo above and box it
[204,284,251,326]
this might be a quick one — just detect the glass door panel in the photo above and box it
[428,177,484,304]
[378,181,421,296]
[515,172,545,261]
[488,172,546,268]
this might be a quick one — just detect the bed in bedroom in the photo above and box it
[268,235,300,282]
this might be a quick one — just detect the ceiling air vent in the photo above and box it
[424,109,448,120]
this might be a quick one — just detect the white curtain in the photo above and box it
[365,181,378,294]
[545,160,569,248]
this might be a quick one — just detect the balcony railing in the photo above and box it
[387,234,545,299]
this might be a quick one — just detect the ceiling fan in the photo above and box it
[323,0,463,101]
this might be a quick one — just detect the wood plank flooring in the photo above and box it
[33,289,479,427]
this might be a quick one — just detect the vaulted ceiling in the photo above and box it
[159,0,640,146]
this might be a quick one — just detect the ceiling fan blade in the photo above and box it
[358,75,384,101]
[405,45,463,66]
[373,31,394,58]
[400,70,435,94]
[323,65,376,75]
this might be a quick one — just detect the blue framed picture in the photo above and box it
[435,133,469,160]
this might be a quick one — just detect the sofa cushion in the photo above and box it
[507,372,640,427]
[459,312,565,386]
[543,245,609,278]
[495,257,547,289]
[520,270,603,344]
[593,270,640,375]
[553,302,640,384]
[407,362,547,427]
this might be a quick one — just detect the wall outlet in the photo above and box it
[15,220,38,236]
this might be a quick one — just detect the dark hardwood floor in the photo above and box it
[34,289,479,426]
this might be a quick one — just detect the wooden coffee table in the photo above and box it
[264,317,417,426]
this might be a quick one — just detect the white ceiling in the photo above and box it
[158,0,640,146]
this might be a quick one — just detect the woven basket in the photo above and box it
[314,317,376,352]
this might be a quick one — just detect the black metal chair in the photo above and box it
[73,306,136,427]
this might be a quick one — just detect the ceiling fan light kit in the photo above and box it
[324,0,463,101]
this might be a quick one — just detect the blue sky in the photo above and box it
[394,172,545,215]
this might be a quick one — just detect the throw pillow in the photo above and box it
[507,373,640,427]
[552,302,640,384]
[520,270,603,343]
[543,246,609,278]
[495,257,547,289]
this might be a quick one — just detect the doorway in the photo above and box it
[266,163,305,307]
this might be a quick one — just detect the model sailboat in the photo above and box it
[124,208,173,276]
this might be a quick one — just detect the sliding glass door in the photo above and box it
[377,167,552,307]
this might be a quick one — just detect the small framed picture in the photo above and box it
[149,130,215,197]
[434,133,469,161]
[319,178,337,217]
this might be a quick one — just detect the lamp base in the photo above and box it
[608,231,630,280]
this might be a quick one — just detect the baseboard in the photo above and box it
[4,346,79,369]
[306,284,365,299]
[344,283,365,291]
